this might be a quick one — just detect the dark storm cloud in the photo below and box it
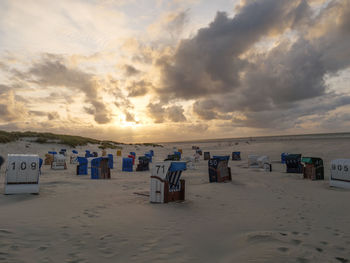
[156,0,311,101]
[25,55,112,124]
[151,0,350,130]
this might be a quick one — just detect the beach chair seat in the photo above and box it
[150,161,186,203]
[208,156,231,183]
[4,154,40,194]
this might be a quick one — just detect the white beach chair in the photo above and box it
[51,154,67,170]
[4,154,40,194]
[330,159,350,189]
[150,161,186,203]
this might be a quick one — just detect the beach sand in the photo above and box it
[0,136,349,262]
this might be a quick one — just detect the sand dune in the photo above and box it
[0,136,349,262]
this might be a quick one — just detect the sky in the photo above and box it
[0,0,349,143]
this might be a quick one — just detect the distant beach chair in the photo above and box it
[116,150,122,156]
[122,157,133,172]
[0,156,4,168]
[51,154,67,170]
[330,159,350,189]
[150,161,186,203]
[77,157,88,175]
[4,154,40,194]
[232,152,241,161]
[208,156,231,183]
[301,157,324,180]
[136,156,150,171]
[91,157,110,179]
[285,154,303,173]
[203,152,210,160]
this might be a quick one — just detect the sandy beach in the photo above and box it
[0,135,349,263]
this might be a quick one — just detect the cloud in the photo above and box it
[123,64,141,76]
[166,105,187,122]
[25,54,112,124]
[47,111,60,120]
[153,0,350,131]
[127,80,152,97]
[155,0,311,101]
[147,102,186,123]
[0,91,28,122]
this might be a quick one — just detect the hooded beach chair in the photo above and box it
[232,152,241,161]
[136,156,150,171]
[77,157,88,175]
[302,157,324,180]
[116,150,122,156]
[330,159,350,189]
[150,161,186,203]
[91,157,111,179]
[203,152,210,160]
[4,154,40,194]
[51,154,67,170]
[122,157,133,172]
[208,156,232,182]
[285,154,303,173]
[45,151,56,165]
